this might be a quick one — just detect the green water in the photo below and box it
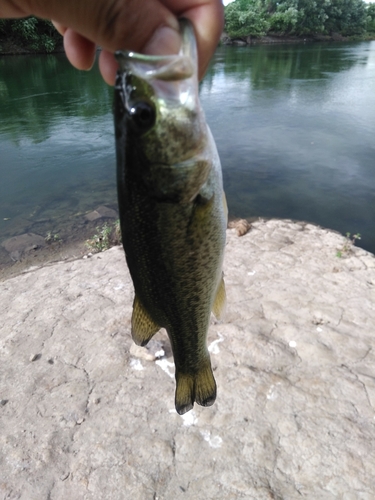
[202,42,375,254]
[0,43,374,265]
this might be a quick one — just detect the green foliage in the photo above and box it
[225,0,270,37]
[366,3,375,32]
[0,17,61,52]
[225,0,371,38]
[45,231,61,243]
[269,6,299,34]
[336,232,361,258]
[294,0,329,34]
[86,221,122,253]
[324,0,367,35]
[0,19,6,35]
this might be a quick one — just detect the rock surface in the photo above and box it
[1,232,45,262]
[1,219,375,499]
[85,205,118,222]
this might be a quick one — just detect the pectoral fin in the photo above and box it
[131,294,160,346]
[212,274,226,320]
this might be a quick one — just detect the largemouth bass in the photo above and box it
[114,19,227,415]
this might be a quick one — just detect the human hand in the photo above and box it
[0,0,224,84]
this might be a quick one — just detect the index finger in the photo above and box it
[162,0,224,77]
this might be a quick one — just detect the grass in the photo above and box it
[45,231,61,243]
[85,220,122,253]
[336,232,361,258]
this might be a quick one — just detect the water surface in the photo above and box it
[0,43,374,266]
[202,42,375,254]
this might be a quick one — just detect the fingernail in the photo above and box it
[143,25,182,56]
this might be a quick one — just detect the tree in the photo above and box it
[325,0,367,35]
[0,17,61,53]
[268,3,299,33]
[366,2,375,33]
[225,0,270,37]
[293,0,329,35]
[224,0,370,37]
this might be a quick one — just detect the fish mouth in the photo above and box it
[115,51,194,82]
[115,18,197,82]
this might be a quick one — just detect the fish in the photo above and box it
[114,19,227,415]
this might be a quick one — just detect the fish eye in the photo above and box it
[129,101,155,133]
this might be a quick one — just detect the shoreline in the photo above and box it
[0,205,120,282]
[0,217,371,283]
[221,32,375,47]
[1,33,375,57]
[0,236,89,282]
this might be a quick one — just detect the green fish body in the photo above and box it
[114,19,227,415]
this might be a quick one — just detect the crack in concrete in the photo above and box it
[339,364,374,411]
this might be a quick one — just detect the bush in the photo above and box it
[225,1,270,37]
[269,7,298,34]
[0,17,61,52]
[0,19,7,35]
[224,0,371,38]
[366,3,375,32]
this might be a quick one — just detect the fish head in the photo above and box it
[115,19,211,202]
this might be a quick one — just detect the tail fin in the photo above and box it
[175,362,217,415]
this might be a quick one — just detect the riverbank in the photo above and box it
[0,214,367,282]
[2,31,375,56]
[1,218,375,498]
[0,204,121,282]
[221,31,375,46]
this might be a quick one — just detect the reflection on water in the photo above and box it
[0,53,117,267]
[202,42,375,254]
[0,43,374,269]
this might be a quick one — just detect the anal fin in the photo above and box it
[131,294,160,346]
[212,274,226,320]
[175,360,217,415]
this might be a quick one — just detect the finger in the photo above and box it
[162,0,224,78]
[0,2,28,17]
[185,3,224,78]
[8,0,180,54]
[143,25,182,57]
[63,29,97,71]
[51,20,67,36]
[98,50,118,86]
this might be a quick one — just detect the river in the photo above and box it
[0,41,374,269]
